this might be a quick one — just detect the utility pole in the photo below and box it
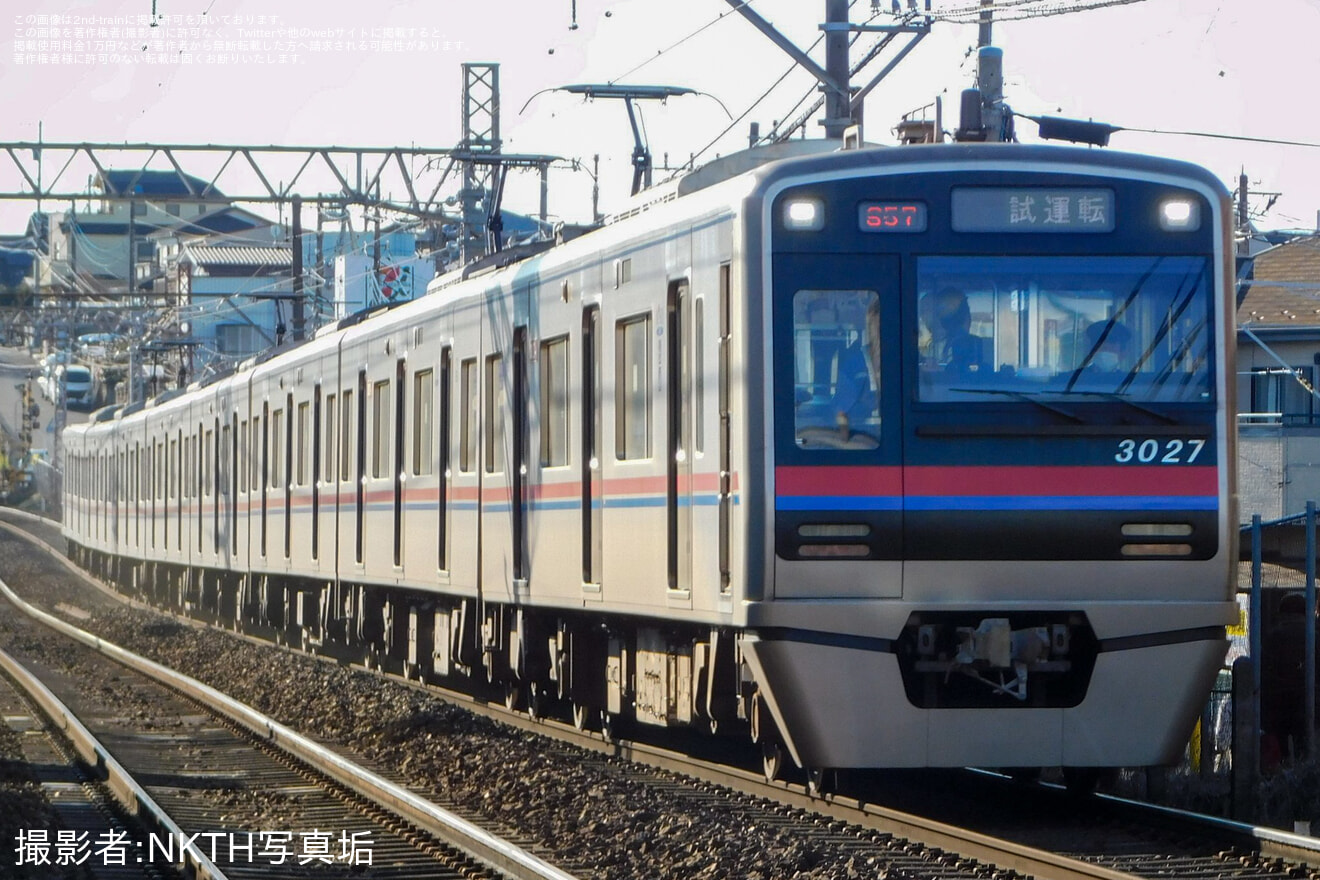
[823,0,852,139]
[315,206,324,323]
[372,191,382,306]
[978,0,993,47]
[592,154,600,224]
[1238,170,1250,255]
[726,0,929,143]
[126,198,136,299]
[539,165,549,225]
[69,201,77,280]
[292,195,304,342]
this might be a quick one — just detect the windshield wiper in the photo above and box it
[948,388,1084,423]
[1057,389,1179,424]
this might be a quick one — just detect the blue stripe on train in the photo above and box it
[777,495,1218,512]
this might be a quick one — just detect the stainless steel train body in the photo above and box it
[61,143,1238,773]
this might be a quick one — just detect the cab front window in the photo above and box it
[792,289,881,449]
[916,255,1213,403]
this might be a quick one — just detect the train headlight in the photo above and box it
[1158,198,1200,231]
[783,198,824,231]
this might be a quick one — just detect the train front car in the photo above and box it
[739,144,1236,773]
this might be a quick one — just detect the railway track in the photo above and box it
[1,509,1317,880]
[0,551,578,878]
[0,651,195,880]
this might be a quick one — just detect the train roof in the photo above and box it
[110,140,1230,413]
[742,141,1231,196]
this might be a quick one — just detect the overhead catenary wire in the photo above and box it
[608,0,756,85]
[630,0,1174,173]
[924,0,1150,22]
[1111,125,1320,150]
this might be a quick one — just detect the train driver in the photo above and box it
[1079,319,1133,373]
[920,287,985,377]
[830,295,881,427]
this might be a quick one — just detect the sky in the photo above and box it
[3,0,1319,238]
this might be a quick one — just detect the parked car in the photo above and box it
[53,364,96,410]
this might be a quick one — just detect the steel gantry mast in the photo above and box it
[724,0,933,142]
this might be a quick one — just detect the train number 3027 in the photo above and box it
[1115,438,1206,464]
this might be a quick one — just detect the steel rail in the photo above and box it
[0,574,580,880]
[5,511,1320,878]
[409,688,1142,880]
[0,644,228,880]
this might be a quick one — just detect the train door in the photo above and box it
[317,382,337,575]
[450,304,482,600]
[480,287,529,604]
[310,384,322,566]
[770,252,903,598]
[236,392,252,575]
[332,356,363,579]
[393,357,406,568]
[112,449,120,547]
[581,305,603,592]
[667,279,694,595]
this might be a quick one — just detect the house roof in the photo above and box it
[168,209,268,236]
[1237,235,1320,329]
[183,245,292,268]
[97,169,225,199]
[71,205,270,239]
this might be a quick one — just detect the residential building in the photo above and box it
[35,169,262,296]
[1236,234,1320,519]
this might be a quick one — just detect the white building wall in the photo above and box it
[1239,426,1284,521]
[1284,431,1320,516]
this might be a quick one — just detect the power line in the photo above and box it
[609,0,755,84]
[686,1,876,167]
[770,5,899,144]
[1114,125,1320,150]
[927,0,1150,22]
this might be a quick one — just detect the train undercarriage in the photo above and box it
[68,540,1187,794]
[73,544,767,763]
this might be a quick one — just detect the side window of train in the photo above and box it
[615,314,652,460]
[340,389,354,482]
[297,401,310,486]
[205,428,214,495]
[792,290,882,450]
[372,379,390,479]
[239,420,248,493]
[412,369,434,476]
[251,416,261,492]
[540,336,570,467]
[270,409,284,489]
[324,394,336,483]
[484,354,504,474]
[460,358,477,473]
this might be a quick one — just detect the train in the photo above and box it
[61,141,1238,786]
